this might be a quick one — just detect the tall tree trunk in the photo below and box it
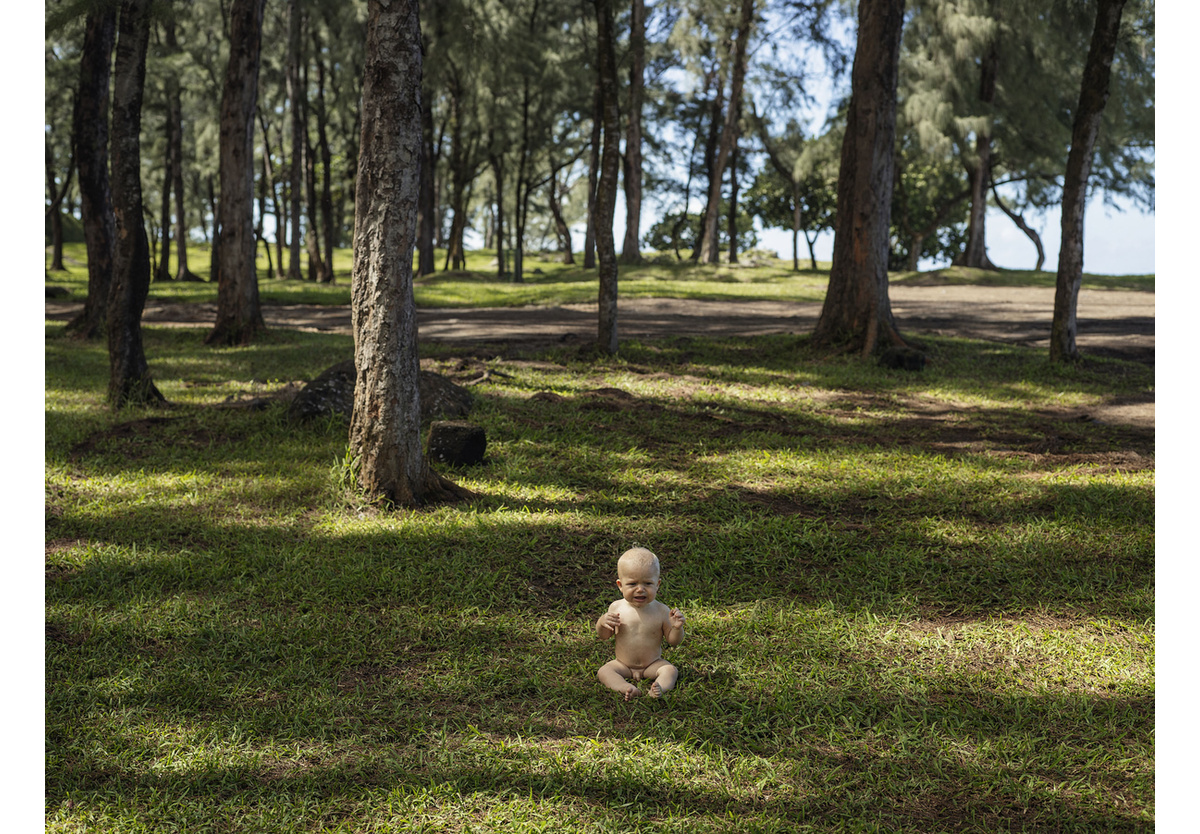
[491,144,507,278]
[1051,0,1127,363]
[699,0,753,265]
[311,31,336,283]
[812,0,906,356]
[167,28,197,283]
[583,74,601,269]
[417,68,437,276]
[258,111,285,279]
[155,130,173,282]
[594,0,621,354]
[67,4,117,339]
[350,0,466,507]
[286,0,304,280]
[549,168,575,264]
[726,113,742,264]
[206,0,267,346]
[46,137,73,272]
[107,0,165,407]
[954,43,998,270]
[692,67,724,262]
[619,0,645,265]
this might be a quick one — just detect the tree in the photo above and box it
[107,0,165,407]
[66,2,117,340]
[349,0,466,507]
[1051,0,1129,363]
[748,108,839,271]
[619,0,646,265]
[697,0,754,265]
[812,0,906,355]
[206,0,268,346]
[593,0,622,354]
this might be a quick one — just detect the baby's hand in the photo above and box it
[669,608,686,630]
[602,612,622,635]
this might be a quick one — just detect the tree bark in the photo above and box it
[286,0,304,280]
[698,0,753,265]
[954,43,999,270]
[593,0,622,354]
[1051,0,1127,363]
[45,139,73,272]
[619,0,645,265]
[350,0,467,507]
[417,62,437,276]
[167,19,198,283]
[107,0,165,407]
[67,4,117,339]
[812,0,906,355]
[583,73,601,269]
[206,0,267,346]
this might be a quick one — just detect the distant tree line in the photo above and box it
[45,0,1154,408]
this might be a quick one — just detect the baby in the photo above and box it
[595,547,686,700]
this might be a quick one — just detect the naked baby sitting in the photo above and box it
[595,547,686,700]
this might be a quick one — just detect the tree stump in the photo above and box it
[426,421,487,466]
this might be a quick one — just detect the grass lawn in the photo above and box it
[46,249,1153,832]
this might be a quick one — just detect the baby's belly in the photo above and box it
[615,638,663,669]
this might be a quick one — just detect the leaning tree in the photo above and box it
[1051,0,1130,363]
[348,0,468,507]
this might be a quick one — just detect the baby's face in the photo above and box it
[616,565,660,607]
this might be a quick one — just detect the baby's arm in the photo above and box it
[664,608,686,647]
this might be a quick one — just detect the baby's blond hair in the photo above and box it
[617,547,659,576]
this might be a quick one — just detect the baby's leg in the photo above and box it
[647,661,679,698]
[598,659,641,701]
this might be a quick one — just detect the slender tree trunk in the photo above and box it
[45,137,74,272]
[594,0,621,354]
[699,0,753,265]
[954,43,999,270]
[549,168,575,264]
[206,0,267,346]
[491,145,507,278]
[67,4,117,339]
[583,74,601,269]
[812,0,906,356]
[311,32,336,283]
[991,184,1045,271]
[155,131,173,282]
[168,44,197,282]
[693,67,724,262]
[350,0,467,507]
[1051,0,1127,363]
[619,0,645,265]
[107,0,164,407]
[258,111,284,279]
[417,68,437,276]
[726,115,742,264]
[286,0,304,280]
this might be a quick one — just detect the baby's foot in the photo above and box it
[648,680,672,698]
[622,683,642,701]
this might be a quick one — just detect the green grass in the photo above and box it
[46,259,1153,834]
[46,243,1154,312]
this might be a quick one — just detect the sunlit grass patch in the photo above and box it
[46,301,1152,831]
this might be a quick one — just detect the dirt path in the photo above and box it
[46,283,1154,427]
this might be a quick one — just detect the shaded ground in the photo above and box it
[45,283,1154,428]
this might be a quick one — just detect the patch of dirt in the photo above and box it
[46,284,1154,427]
